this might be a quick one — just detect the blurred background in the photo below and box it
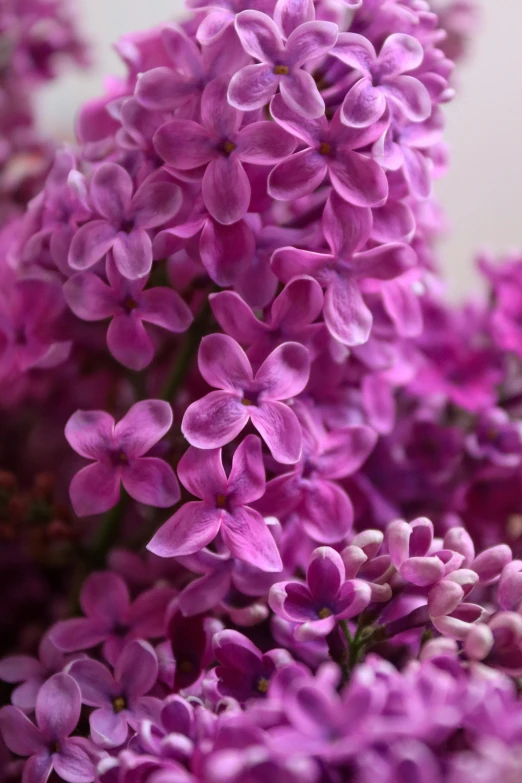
[36,0,522,298]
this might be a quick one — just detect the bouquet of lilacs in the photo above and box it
[6,0,522,782]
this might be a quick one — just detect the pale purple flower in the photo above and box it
[228,10,338,119]
[68,640,159,749]
[331,32,431,128]
[0,673,97,783]
[210,275,324,363]
[386,517,463,587]
[272,192,415,345]
[68,165,182,279]
[63,257,193,371]
[269,547,372,640]
[65,400,179,516]
[50,571,174,665]
[498,560,522,611]
[187,0,276,46]
[148,435,282,572]
[154,76,296,225]
[466,408,522,468]
[182,334,310,464]
[268,97,388,206]
[213,629,292,701]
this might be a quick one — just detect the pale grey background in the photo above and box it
[37,0,520,298]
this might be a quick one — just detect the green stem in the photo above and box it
[161,298,212,402]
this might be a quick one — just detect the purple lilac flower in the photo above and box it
[181,334,310,463]
[65,400,179,516]
[64,257,193,370]
[0,673,98,783]
[148,435,282,572]
[228,9,338,118]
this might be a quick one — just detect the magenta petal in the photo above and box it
[178,568,231,616]
[272,276,324,330]
[115,640,158,701]
[107,315,154,370]
[81,571,129,622]
[136,67,195,111]
[324,276,372,346]
[319,426,377,478]
[307,547,345,602]
[285,21,338,68]
[256,341,310,399]
[63,274,117,321]
[68,221,116,271]
[67,659,116,708]
[177,446,228,501]
[350,243,415,280]
[90,163,133,224]
[139,288,193,332]
[382,278,423,338]
[201,77,242,138]
[131,180,182,230]
[200,218,255,287]
[280,69,325,120]
[90,707,128,749]
[147,502,221,557]
[400,557,445,587]
[268,148,326,201]
[36,673,81,742]
[115,400,173,457]
[0,706,46,755]
[341,78,386,128]
[302,480,354,543]
[228,63,278,112]
[228,435,266,505]
[69,462,121,517]
[221,506,282,572]
[380,75,431,122]
[21,753,53,783]
[334,579,372,619]
[250,400,302,464]
[331,32,375,73]
[182,391,249,449]
[65,410,115,460]
[402,145,431,199]
[210,291,269,344]
[112,229,152,280]
[122,457,179,508]
[153,120,213,169]
[0,655,42,683]
[274,0,314,38]
[202,157,250,225]
[270,94,326,146]
[235,10,284,62]
[271,247,330,282]
[236,121,296,164]
[295,615,336,641]
[329,150,388,208]
[213,630,262,672]
[198,333,253,391]
[377,33,425,78]
[50,619,109,653]
[54,737,96,783]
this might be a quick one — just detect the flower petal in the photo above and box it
[341,77,386,128]
[89,707,128,749]
[222,506,282,572]
[121,457,179,507]
[280,69,325,119]
[177,446,228,501]
[136,67,195,111]
[329,150,388,208]
[115,640,158,701]
[69,462,121,518]
[107,314,154,371]
[236,121,296,164]
[67,659,115,708]
[202,157,251,225]
[153,120,213,169]
[285,21,338,68]
[201,77,242,138]
[198,333,253,391]
[131,180,182,230]
[235,10,284,62]
[323,276,372,346]
[256,341,310,399]
[112,230,152,280]
[115,400,173,457]
[90,163,133,224]
[268,148,326,201]
[271,247,331,282]
[36,673,81,742]
[210,290,269,344]
[147,502,221,557]
[54,737,97,783]
[139,288,193,332]
[50,620,109,653]
[63,274,117,321]
[65,410,115,460]
[250,400,302,464]
[377,33,425,78]
[228,434,266,505]
[68,221,116,271]
[0,706,45,755]
[228,63,278,112]
[307,547,345,602]
[271,275,324,330]
[331,32,375,73]
[380,75,431,122]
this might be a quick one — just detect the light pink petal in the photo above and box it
[380,75,431,122]
[36,673,81,742]
[54,737,96,783]
[341,77,386,128]
[295,615,336,641]
[268,148,326,201]
[68,221,117,271]
[115,640,158,700]
[112,229,152,280]
[250,400,302,464]
[235,10,284,62]
[280,69,325,120]
[323,192,373,256]
[200,218,256,288]
[65,410,115,460]
[115,400,173,457]
[90,163,133,224]
[196,9,234,45]
[228,434,266,505]
[154,120,213,169]
[324,276,372,346]
[147,502,221,557]
[350,243,415,281]
[89,707,128,749]
[136,67,195,111]
[198,333,253,390]
[272,275,324,329]
[331,32,375,73]
[131,180,182,230]
[177,445,228,501]
[139,288,193,332]
[69,463,121,518]
[371,200,415,244]
[256,341,310,399]
[270,94,325,145]
[182,391,249,449]
[22,754,53,783]
[382,278,423,338]
[121,457,180,507]
[202,157,251,225]
[236,121,296,164]
[271,246,331,282]
[330,150,388,208]
[285,21,338,68]
[335,579,372,619]
[222,506,282,572]
[201,77,242,138]
[399,557,445,587]
[377,33,425,78]
[210,290,269,344]
[107,315,154,371]
[0,706,45,755]
[228,63,278,112]
[63,273,117,321]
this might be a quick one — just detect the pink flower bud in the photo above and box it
[472,544,513,585]
[464,623,493,660]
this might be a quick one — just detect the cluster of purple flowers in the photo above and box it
[4,0,522,781]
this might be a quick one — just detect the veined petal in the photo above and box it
[122,457,180,507]
[202,157,251,225]
[250,400,302,464]
[222,506,282,572]
[236,121,296,164]
[268,148,326,201]
[198,333,253,390]
[182,391,249,449]
[228,63,278,112]
[280,69,325,119]
[256,341,310,400]
[154,120,214,169]
[147,502,221,557]
[235,10,284,62]
[69,463,121,517]
[115,400,173,457]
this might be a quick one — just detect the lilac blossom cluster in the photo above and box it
[5,0,522,781]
